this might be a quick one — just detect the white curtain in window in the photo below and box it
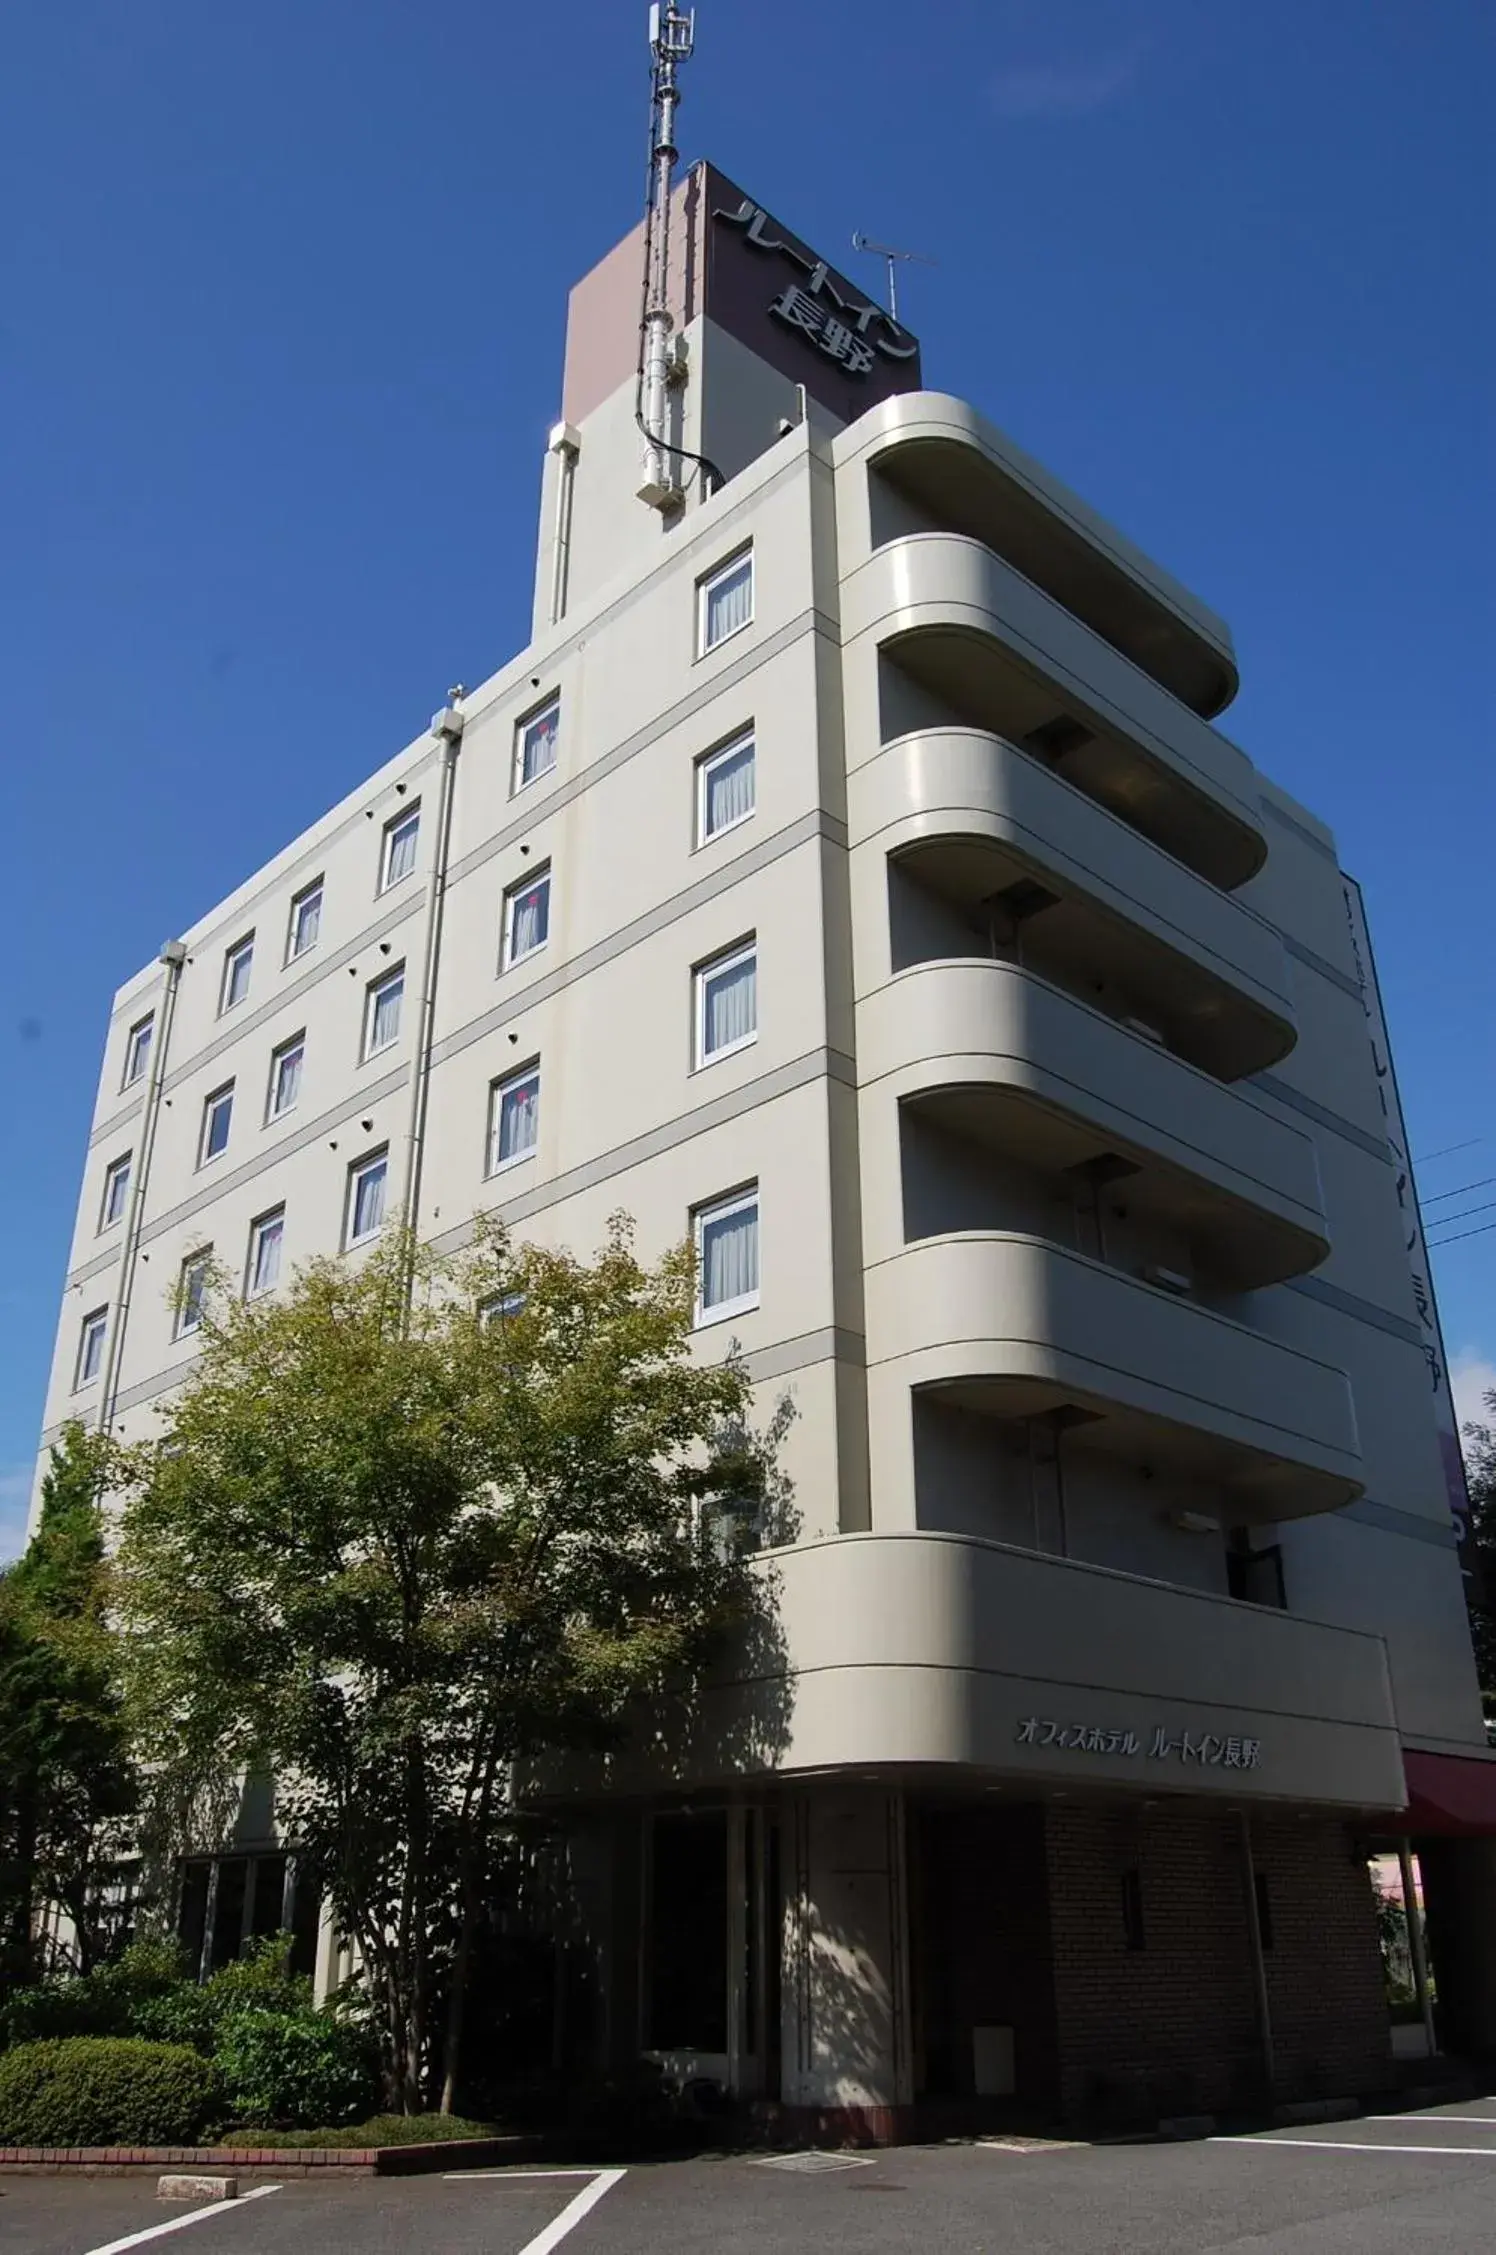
[353,1161,387,1239]
[510,878,550,959]
[293,892,321,953]
[520,706,559,786]
[275,1046,303,1112]
[701,1199,758,1309]
[496,1074,539,1165]
[706,558,752,646]
[252,1218,283,1293]
[704,952,756,1054]
[372,977,403,1049]
[705,739,755,834]
[387,818,418,883]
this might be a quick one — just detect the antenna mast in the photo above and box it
[851,232,937,326]
[637,2,695,510]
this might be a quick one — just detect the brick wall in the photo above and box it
[1045,1802,1392,2123]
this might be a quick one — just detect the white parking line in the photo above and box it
[1212,2135,1496,2158]
[443,2167,627,2254]
[1386,2114,1496,2125]
[82,2185,280,2255]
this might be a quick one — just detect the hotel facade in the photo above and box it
[32,152,1496,2132]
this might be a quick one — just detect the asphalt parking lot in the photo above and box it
[9,2096,1496,2255]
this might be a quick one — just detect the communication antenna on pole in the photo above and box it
[851,232,937,326]
[636,2,695,510]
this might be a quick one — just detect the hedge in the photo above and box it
[0,2037,223,2147]
[214,2010,378,2130]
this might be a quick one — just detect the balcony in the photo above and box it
[865,1232,1362,1520]
[842,531,1266,890]
[552,1533,1405,1813]
[838,392,1240,719]
[854,732,1295,1069]
[862,960,1326,1290]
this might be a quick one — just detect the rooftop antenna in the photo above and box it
[851,232,937,326]
[636,3,695,510]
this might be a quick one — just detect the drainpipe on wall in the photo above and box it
[97,937,188,1437]
[398,690,465,1275]
[547,424,580,627]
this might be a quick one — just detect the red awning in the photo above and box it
[1403,1747,1496,1837]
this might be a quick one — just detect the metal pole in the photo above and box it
[1239,1811,1275,2100]
[1398,1837,1438,2057]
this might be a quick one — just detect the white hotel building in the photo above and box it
[31,147,1496,2134]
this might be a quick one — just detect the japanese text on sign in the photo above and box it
[1014,1716,1262,1770]
[714,196,919,376]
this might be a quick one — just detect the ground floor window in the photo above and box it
[176,1851,319,1978]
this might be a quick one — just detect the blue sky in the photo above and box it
[2,1,1491,1550]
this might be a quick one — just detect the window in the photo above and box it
[513,696,559,793]
[698,548,753,653]
[177,1249,212,1338]
[122,1015,154,1089]
[502,867,551,969]
[76,1307,108,1387]
[694,939,757,1066]
[220,935,254,1014]
[488,1063,540,1175]
[346,1150,389,1246]
[363,966,404,1059]
[478,1291,526,1328]
[199,1082,234,1165]
[246,1208,285,1298]
[99,1153,132,1230]
[286,878,323,962]
[380,806,420,891]
[696,730,756,843]
[694,1186,760,1324]
[266,1033,304,1120]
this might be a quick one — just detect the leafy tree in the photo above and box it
[112,1218,778,2113]
[0,1425,138,1998]
[1460,1404,1496,1723]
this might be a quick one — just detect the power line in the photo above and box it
[1415,1137,1486,1166]
[1425,1196,1496,1234]
[1427,1217,1496,1252]
[1423,1174,1496,1206]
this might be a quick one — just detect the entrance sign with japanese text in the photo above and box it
[1015,1715,1264,1771]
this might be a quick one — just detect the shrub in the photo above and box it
[214,2010,379,2130]
[3,1939,189,2046]
[132,1934,313,2053]
[0,2037,222,2146]
[219,2112,499,2150]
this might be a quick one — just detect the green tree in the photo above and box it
[0,1425,138,1998]
[112,1218,778,2113]
[1461,1404,1496,1723]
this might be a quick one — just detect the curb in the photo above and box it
[0,2135,531,2179]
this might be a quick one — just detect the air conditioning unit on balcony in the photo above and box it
[1140,1263,1193,1295]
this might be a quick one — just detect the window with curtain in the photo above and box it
[200,1083,234,1165]
[503,868,551,968]
[100,1153,132,1229]
[695,940,757,1066]
[268,1034,304,1119]
[347,1153,388,1245]
[76,1308,108,1386]
[489,1065,540,1173]
[221,935,254,1013]
[365,968,404,1058]
[123,1015,154,1088]
[697,732,756,842]
[381,807,420,890]
[247,1210,284,1297]
[514,697,560,792]
[699,550,754,653]
[287,879,323,961]
[695,1188,760,1322]
[177,1251,213,1336]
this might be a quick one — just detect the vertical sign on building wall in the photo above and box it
[1341,877,1472,1554]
